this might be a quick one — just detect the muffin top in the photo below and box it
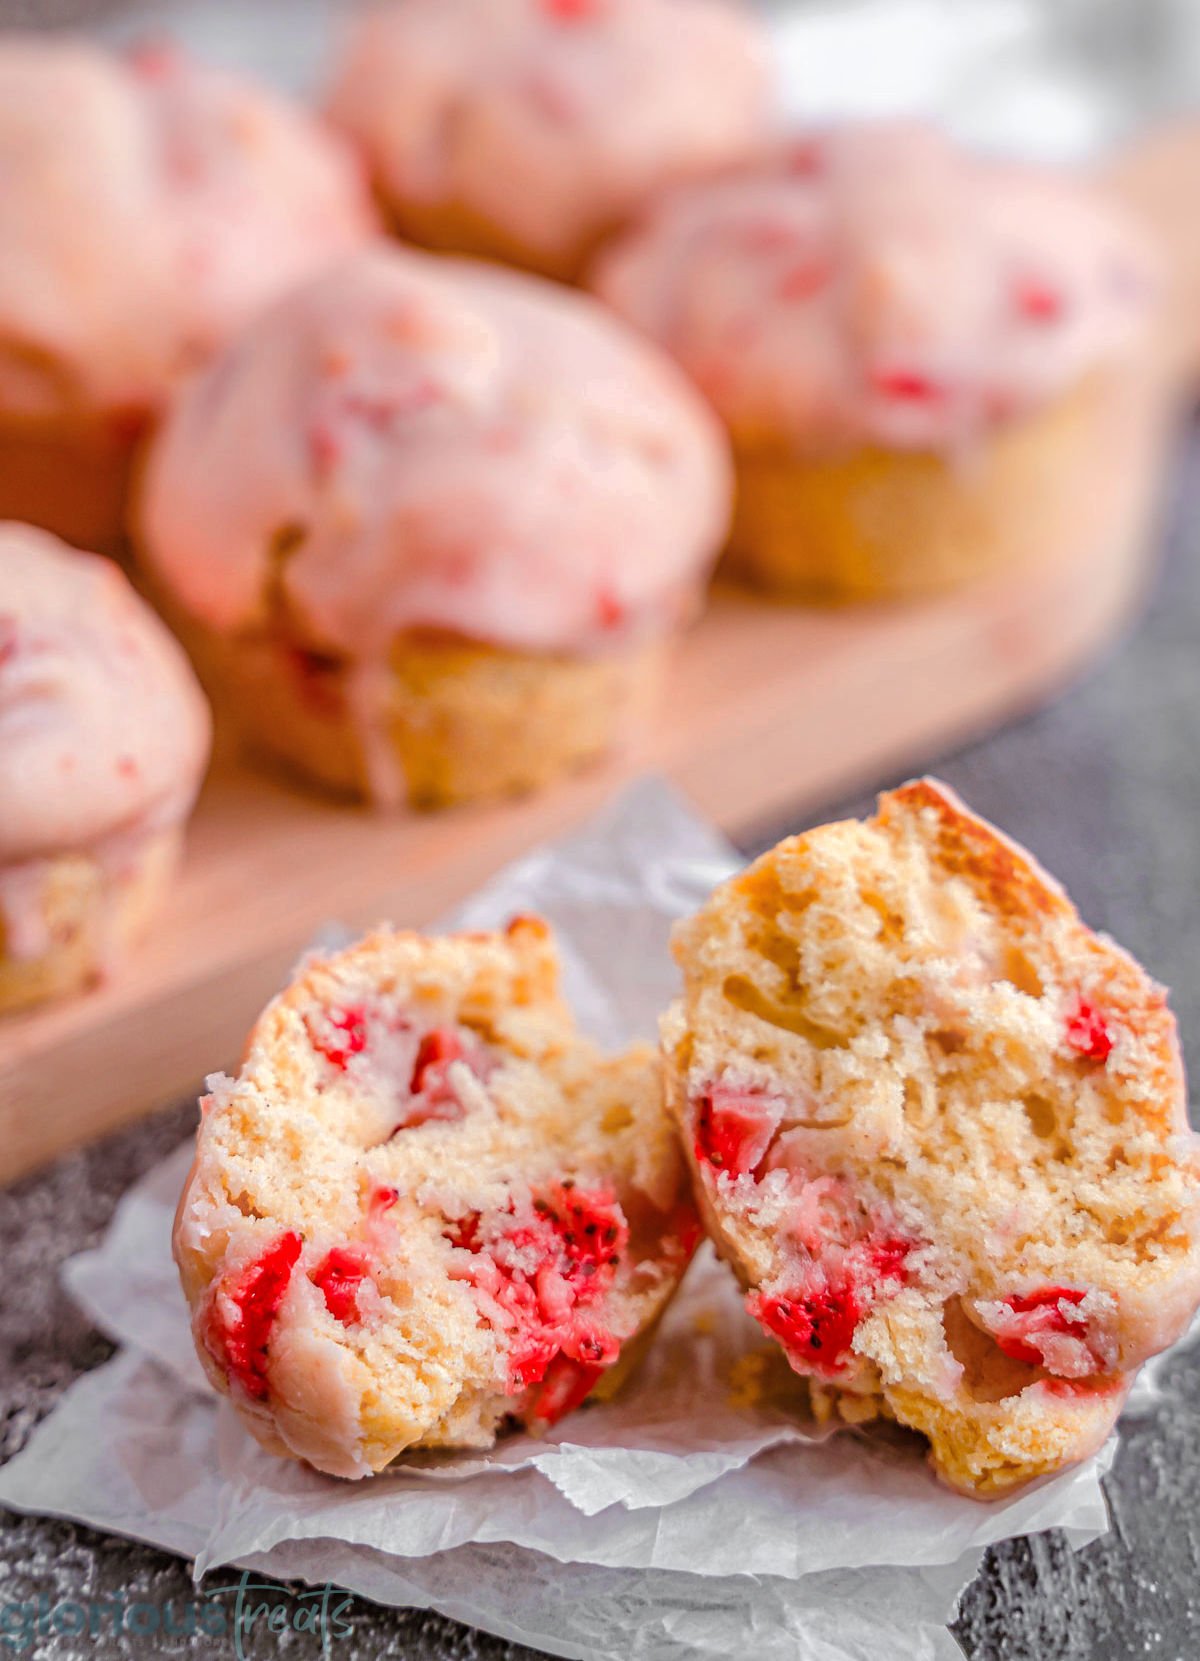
[326,0,770,278]
[0,35,375,421]
[137,245,732,657]
[594,124,1160,454]
[0,524,211,865]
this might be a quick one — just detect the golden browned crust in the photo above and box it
[722,374,1125,602]
[0,828,181,1014]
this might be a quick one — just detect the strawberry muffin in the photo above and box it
[174,916,698,1477]
[0,35,375,553]
[0,524,210,1014]
[594,123,1161,600]
[135,244,730,808]
[663,778,1200,1495]
[325,0,770,283]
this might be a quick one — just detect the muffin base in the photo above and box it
[381,196,608,286]
[0,413,144,558]
[0,827,182,1015]
[724,376,1131,603]
[173,619,666,809]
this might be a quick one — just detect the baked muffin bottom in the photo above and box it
[723,375,1128,603]
[0,827,182,1014]
[170,614,666,809]
[0,412,144,558]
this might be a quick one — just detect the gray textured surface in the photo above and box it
[3,424,1200,1657]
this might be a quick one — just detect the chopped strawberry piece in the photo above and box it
[693,1086,780,1179]
[785,138,825,177]
[0,616,18,666]
[308,419,343,477]
[443,1211,482,1252]
[411,1027,465,1095]
[749,1230,913,1379]
[312,1248,371,1324]
[284,644,343,718]
[992,1286,1092,1369]
[541,0,603,20]
[127,39,182,78]
[1065,1000,1113,1063]
[448,1185,628,1398]
[777,258,832,302]
[872,368,945,402]
[370,1185,399,1217]
[309,1006,368,1070]
[527,1355,607,1427]
[116,756,140,780]
[1014,278,1065,323]
[751,1282,863,1375]
[596,587,625,629]
[204,1232,302,1401]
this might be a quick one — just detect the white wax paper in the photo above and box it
[1,781,1122,1661]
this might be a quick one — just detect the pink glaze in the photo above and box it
[326,0,770,274]
[138,244,731,663]
[0,35,375,421]
[594,122,1160,454]
[0,524,210,952]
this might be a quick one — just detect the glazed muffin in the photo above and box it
[325,0,770,284]
[174,915,698,1477]
[0,524,211,1014]
[0,35,375,553]
[594,124,1161,601]
[135,244,731,808]
[662,778,1200,1496]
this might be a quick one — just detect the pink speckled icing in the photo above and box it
[137,243,732,661]
[326,0,770,273]
[593,124,1161,455]
[0,524,211,957]
[0,35,376,421]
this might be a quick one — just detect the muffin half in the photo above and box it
[174,916,698,1477]
[663,779,1200,1495]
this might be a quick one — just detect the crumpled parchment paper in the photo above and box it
[0,780,1120,1661]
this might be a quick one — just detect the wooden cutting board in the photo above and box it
[1,130,1196,1186]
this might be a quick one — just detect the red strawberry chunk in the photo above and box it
[785,138,825,177]
[528,1355,607,1427]
[991,1286,1095,1371]
[1065,1000,1113,1063]
[411,1027,466,1096]
[205,1232,301,1401]
[694,1086,781,1179]
[312,1248,371,1325]
[749,1230,913,1379]
[872,367,945,402]
[541,0,603,20]
[751,1281,863,1376]
[1014,278,1065,323]
[309,1006,368,1070]
[448,1185,628,1397]
[777,258,832,302]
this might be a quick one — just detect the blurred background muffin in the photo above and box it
[594,123,1162,601]
[0,33,376,553]
[325,0,772,284]
[0,524,211,1014]
[135,244,732,809]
